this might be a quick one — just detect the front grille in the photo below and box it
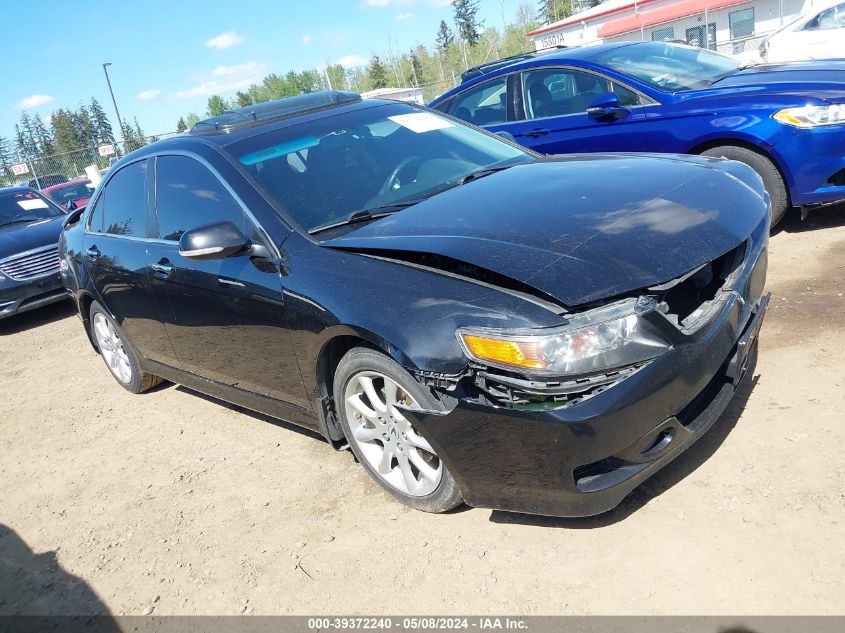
[0,246,61,281]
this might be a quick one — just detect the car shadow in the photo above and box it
[488,351,760,529]
[775,203,845,235]
[0,523,119,626]
[173,385,327,443]
[0,301,75,336]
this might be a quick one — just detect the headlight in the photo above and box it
[773,104,845,128]
[457,298,670,377]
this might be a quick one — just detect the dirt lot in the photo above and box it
[1,208,844,617]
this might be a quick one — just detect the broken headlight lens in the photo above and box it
[457,298,670,377]
[773,104,845,128]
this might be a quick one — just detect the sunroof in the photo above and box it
[190,91,362,134]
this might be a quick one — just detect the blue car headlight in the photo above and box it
[457,298,671,378]
[774,104,845,128]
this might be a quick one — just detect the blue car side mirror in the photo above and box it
[586,92,631,121]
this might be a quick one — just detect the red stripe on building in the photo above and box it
[526,0,661,36]
[597,0,751,37]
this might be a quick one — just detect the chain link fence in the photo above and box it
[2,132,181,190]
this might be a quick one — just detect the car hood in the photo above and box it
[0,215,65,259]
[711,60,845,101]
[322,155,766,308]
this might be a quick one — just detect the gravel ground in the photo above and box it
[1,208,844,616]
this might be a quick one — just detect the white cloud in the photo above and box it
[300,34,313,45]
[17,94,54,109]
[174,61,266,100]
[137,89,161,101]
[337,54,367,68]
[395,11,414,21]
[206,31,243,50]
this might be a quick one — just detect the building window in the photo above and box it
[651,26,675,41]
[730,7,755,51]
[685,23,716,49]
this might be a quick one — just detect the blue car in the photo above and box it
[429,41,845,226]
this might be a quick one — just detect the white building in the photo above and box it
[527,0,826,58]
[360,87,425,105]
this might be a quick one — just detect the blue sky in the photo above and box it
[2,0,527,143]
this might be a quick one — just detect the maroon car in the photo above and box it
[42,180,94,210]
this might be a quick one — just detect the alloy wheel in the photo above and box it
[343,371,443,496]
[92,313,133,385]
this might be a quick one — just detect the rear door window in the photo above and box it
[89,160,147,236]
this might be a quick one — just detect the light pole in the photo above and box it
[102,62,125,144]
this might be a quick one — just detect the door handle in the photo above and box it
[85,245,101,259]
[523,128,550,138]
[150,260,174,276]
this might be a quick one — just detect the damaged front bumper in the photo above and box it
[407,238,770,518]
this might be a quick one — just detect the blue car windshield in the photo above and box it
[591,43,740,91]
[0,190,63,228]
[227,103,533,235]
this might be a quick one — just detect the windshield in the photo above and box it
[227,103,533,235]
[591,42,740,91]
[46,182,94,204]
[0,190,64,228]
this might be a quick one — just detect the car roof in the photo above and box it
[451,42,635,89]
[0,186,38,195]
[189,90,364,136]
[43,180,89,192]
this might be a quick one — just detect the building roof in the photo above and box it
[597,0,752,37]
[527,0,660,36]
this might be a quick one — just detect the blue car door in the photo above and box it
[508,66,650,154]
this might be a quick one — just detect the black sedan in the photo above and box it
[1,187,69,319]
[59,92,769,517]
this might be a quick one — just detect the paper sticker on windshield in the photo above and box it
[389,113,454,133]
[17,199,48,211]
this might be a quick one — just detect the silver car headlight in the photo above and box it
[774,104,845,128]
[457,298,671,377]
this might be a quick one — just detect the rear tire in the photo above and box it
[700,145,789,227]
[89,301,161,394]
[333,347,463,513]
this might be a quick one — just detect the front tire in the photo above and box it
[700,145,789,227]
[89,301,161,394]
[333,347,463,513]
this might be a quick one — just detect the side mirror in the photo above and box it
[178,221,249,260]
[66,199,77,211]
[494,130,517,143]
[586,92,631,121]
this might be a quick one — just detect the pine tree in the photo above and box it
[368,55,389,89]
[73,105,97,148]
[408,49,425,87]
[0,136,13,182]
[133,117,146,144]
[51,109,82,153]
[435,20,454,52]
[33,114,54,155]
[18,112,39,158]
[538,0,575,23]
[176,117,188,133]
[234,91,254,108]
[14,124,27,160]
[453,0,483,46]
[89,97,115,145]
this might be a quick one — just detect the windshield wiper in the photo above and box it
[308,199,427,236]
[708,63,756,85]
[455,164,516,186]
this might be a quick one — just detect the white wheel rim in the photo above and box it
[92,313,133,385]
[343,371,442,497]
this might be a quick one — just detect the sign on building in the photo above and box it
[98,144,116,157]
[11,162,29,176]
